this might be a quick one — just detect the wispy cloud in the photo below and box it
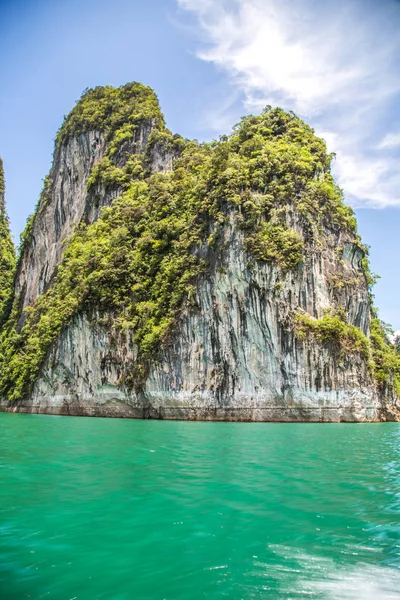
[378,132,400,149]
[177,0,400,208]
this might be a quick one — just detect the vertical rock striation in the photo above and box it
[0,83,399,421]
[16,131,107,310]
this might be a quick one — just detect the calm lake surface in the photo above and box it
[0,414,399,599]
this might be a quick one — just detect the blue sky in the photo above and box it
[0,0,399,328]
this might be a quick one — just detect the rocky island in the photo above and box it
[0,82,399,421]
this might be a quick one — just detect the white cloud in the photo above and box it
[177,0,400,208]
[378,132,400,149]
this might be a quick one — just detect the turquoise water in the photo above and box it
[0,414,399,599]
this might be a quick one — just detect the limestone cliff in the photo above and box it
[0,158,15,325]
[0,83,399,421]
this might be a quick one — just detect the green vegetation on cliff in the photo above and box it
[369,318,400,395]
[0,159,15,325]
[0,83,397,401]
[56,82,165,146]
[294,310,400,396]
[294,310,370,359]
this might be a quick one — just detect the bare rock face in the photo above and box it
[16,118,168,311]
[16,132,106,309]
[15,216,397,422]
[1,84,399,421]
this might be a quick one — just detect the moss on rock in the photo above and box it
[0,87,393,401]
[0,158,15,325]
[294,310,400,396]
[56,82,164,146]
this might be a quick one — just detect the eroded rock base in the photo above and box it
[0,399,386,422]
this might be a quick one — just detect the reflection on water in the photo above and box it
[0,414,399,599]
[307,563,400,600]
[268,546,400,598]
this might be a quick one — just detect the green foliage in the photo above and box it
[87,157,131,190]
[56,82,164,146]
[294,310,370,358]
[328,273,362,290]
[361,255,380,290]
[0,101,371,400]
[0,158,4,198]
[246,223,304,269]
[0,158,16,325]
[18,176,53,258]
[294,310,400,395]
[297,179,357,231]
[204,108,358,236]
[146,128,187,154]
[0,154,208,399]
[369,319,400,395]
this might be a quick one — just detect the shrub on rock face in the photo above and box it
[0,158,15,326]
[293,310,400,397]
[0,83,398,403]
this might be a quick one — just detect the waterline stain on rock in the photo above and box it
[0,83,399,420]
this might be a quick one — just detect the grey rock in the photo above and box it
[3,125,399,422]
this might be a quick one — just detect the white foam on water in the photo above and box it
[268,545,400,599]
[305,564,400,599]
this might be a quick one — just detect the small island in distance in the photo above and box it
[0,82,399,421]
